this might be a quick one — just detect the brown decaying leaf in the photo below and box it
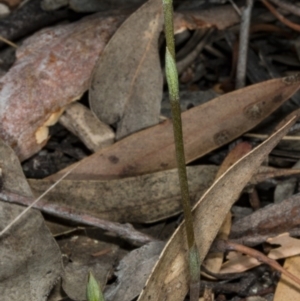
[274,255,300,300]
[0,139,62,301]
[29,165,217,223]
[27,164,295,225]
[203,142,252,278]
[104,241,165,301]
[137,113,297,301]
[49,75,300,181]
[0,12,126,161]
[89,0,163,140]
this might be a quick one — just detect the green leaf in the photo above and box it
[86,271,105,301]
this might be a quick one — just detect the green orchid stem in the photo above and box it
[163,0,200,300]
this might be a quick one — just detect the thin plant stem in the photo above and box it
[236,0,253,89]
[162,0,200,300]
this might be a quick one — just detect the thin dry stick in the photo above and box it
[262,0,300,32]
[215,239,300,286]
[228,0,242,15]
[270,0,300,17]
[0,162,81,236]
[0,36,17,48]
[244,133,300,141]
[236,0,254,89]
[0,189,154,246]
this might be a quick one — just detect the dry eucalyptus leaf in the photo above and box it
[0,12,126,161]
[89,0,163,140]
[137,112,297,301]
[29,165,217,223]
[274,255,300,301]
[50,75,300,181]
[0,140,62,301]
[203,142,252,277]
[59,103,115,152]
[104,241,165,301]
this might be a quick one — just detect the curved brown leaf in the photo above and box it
[49,75,300,181]
[29,165,217,223]
[0,13,126,161]
[137,110,298,301]
[89,0,163,140]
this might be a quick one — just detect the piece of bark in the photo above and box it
[59,103,115,152]
[0,12,126,161]
[230,194,300,240]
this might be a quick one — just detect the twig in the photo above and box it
[228,0,242,15]
[270,0,300,17]
[0,189,155,246]
[0,36,17,48]
[244,133,300,141]
[236,0,254,89]
[0,162,81,237]
[214,239,300,286]
[262,0,300,32]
